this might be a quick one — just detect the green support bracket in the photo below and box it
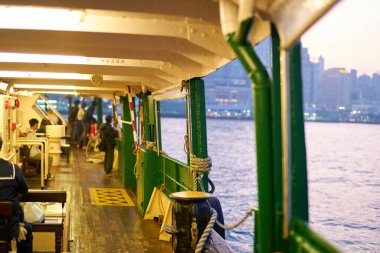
[227,18,275,253]
[96,97,103,127]
[120,96,136,189]
[189,78,208,192]
[289,43,309,221]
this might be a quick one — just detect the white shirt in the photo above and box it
[77,108,85,120]
[26,129,41,157]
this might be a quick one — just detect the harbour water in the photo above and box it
[160,118,380,253]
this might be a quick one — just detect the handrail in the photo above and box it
[17,137,49,189]
[3,152,16,161]
[37,94,66,126]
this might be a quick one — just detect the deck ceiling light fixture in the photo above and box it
[0,71,90,80]
[0,6,86,30]
[0,53,142,68]
[0,53,86,65]
[13,84,80,90]
[13,84,119,92]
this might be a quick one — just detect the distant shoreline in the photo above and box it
[160,115,380,124]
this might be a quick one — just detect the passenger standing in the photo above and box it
[76,101,86,148]
[68,100,80,145]
[0,137,33,253]
[79,100,97,149]
[100,115,119,176]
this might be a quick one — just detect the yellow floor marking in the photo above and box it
[89,188,135,206]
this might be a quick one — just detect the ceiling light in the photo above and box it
[0,71,90,80]
[0,6,85,30]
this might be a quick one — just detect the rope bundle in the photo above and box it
[190,155,212,191]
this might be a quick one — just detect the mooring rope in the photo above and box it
[190,155,212,191]
[215,208,255,230]
[195,208,217,253]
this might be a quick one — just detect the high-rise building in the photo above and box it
[301,48,324,107]
[321,68,351,110]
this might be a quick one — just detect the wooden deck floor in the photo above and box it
[25,147,172,253]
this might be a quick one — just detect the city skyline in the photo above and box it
[302,0,380,76]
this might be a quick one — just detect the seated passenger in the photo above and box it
[37,118,51,134]
[27,118,54,178]
[0,136,33,253]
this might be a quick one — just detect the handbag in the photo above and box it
[22,202,45,223]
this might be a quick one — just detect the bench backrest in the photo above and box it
[19,190,67,207]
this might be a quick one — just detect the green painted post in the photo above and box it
[189,78,208,192]
[155,100,162,150]
[142,93,149,141]
[96,97,103,126]
[289,43,309,221]
[271,25,287,251]
[120,96,137,189]
[228,18,275,253]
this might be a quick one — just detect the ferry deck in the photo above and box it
[0,1,343,253]
[25,147,171,253]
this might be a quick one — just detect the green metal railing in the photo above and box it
[227,17,341,252]
[158,155,190,193]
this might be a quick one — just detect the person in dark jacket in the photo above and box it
[0,137,33,252]
[80,100,97,149]
[68,100,80,145]
[100,115,119,176]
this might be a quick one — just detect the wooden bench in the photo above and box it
[19,190,67,253]
[0,201,12,253]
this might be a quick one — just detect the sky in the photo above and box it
[301,0,380,76]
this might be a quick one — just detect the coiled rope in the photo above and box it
[190,155,212,191]
[195,208,217,253]
[215,208,255,230]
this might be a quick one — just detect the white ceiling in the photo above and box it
[0,0,339,97]
[0,0,234,96]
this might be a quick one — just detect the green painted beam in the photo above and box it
[120,95,136,189]
[96,97,103,126]
[228,18,275,253]
[189,78,208,192]
[289,43,309,221]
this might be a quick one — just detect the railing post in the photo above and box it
[189,78,209,192]
[289,43,308,221]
